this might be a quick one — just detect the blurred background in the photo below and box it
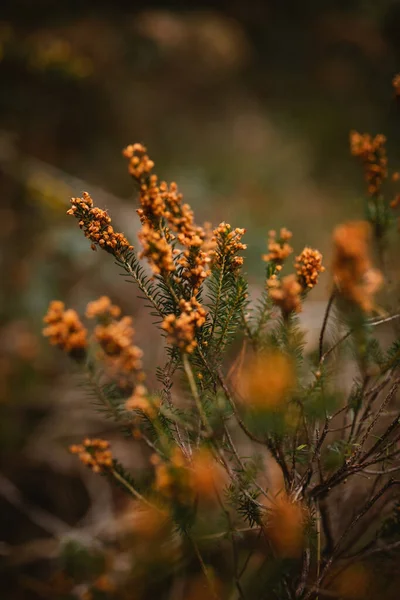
[1,0,400,597]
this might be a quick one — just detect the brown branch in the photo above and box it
[319,289,337,362]
[305,479,400,599]
[353,378,400,460]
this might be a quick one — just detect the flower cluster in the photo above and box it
[264,493,305,558]
[123,143,213,291]
[350,131,388,196]
[125,384,157,419]
[151,447,224,504]
[263,232,324,316]
[67,192,133,256]
[138,222,176,276]
[176,246,212,293]
[189,449,226,502]
[295,246,325,289]
[332,221,383,312]
[122,143,155,180]
[239,351,294,411]
[43,300,87,356]
[161,298,206,354]
[263,228,293,265]
[151,448,187,501]
[212,222,246,271]
[267,274,302,316]
[93,315,144,383]
[86,296,121,320]
[163,186,213,293]
[69,438,113,473]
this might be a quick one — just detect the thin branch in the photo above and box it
[121,256,165,317]
[190,536,221,600]
[111,469,163,513]
[355,379,400,456]
[319,290,336,362]
[304,479,400,598]
[183,353,213,437]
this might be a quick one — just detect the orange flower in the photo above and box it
[122,143,155,180]
[295,246,325,289]
[94,316,144,381]
[122,502,171,540]
[123,143,214,293]
[152,446,225,506]
[263,493,305,558]
[350,131,387,196]
[267,274,302,316]
[125,384,158,418]
[263,228,293,264]
[239,351,294,411]
[152,447,186,501]
[162,297,206,353]
[189,448,227,503]
[70,438,113,473]
[332,221,383,312]
[138,222,176,276]
[212,222,246,272]
[43,300,87,356]
[67,192,133,256]
[86,296,121,320]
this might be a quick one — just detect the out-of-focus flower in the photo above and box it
[238,351,294,411]
[189,448,227,503]
[332,563,370,599]
[186,574,225,600]
[264,493,305,558]
[86,296,121,320]
[332,221,383,312]
[263,228,293,265]
[69,438,113,473]
[295,247,325,289]
[120,501,171,541]
[152,447,225,505]
[125,384,158,418]
[94,315,144,384]
[152,447,186,501]
[267,274,302,316]
[43,300,87,356]
[350,131,387,196]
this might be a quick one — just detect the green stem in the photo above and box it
[183,353,213,437]
[209,258,226,341]
[111,468,163,513]
[190,536,221,600]
[122,256,164,316]
[214,279,245,356]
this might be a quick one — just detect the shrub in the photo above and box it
[43,83,400,600]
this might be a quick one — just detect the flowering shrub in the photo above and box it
[43,81,400,599]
